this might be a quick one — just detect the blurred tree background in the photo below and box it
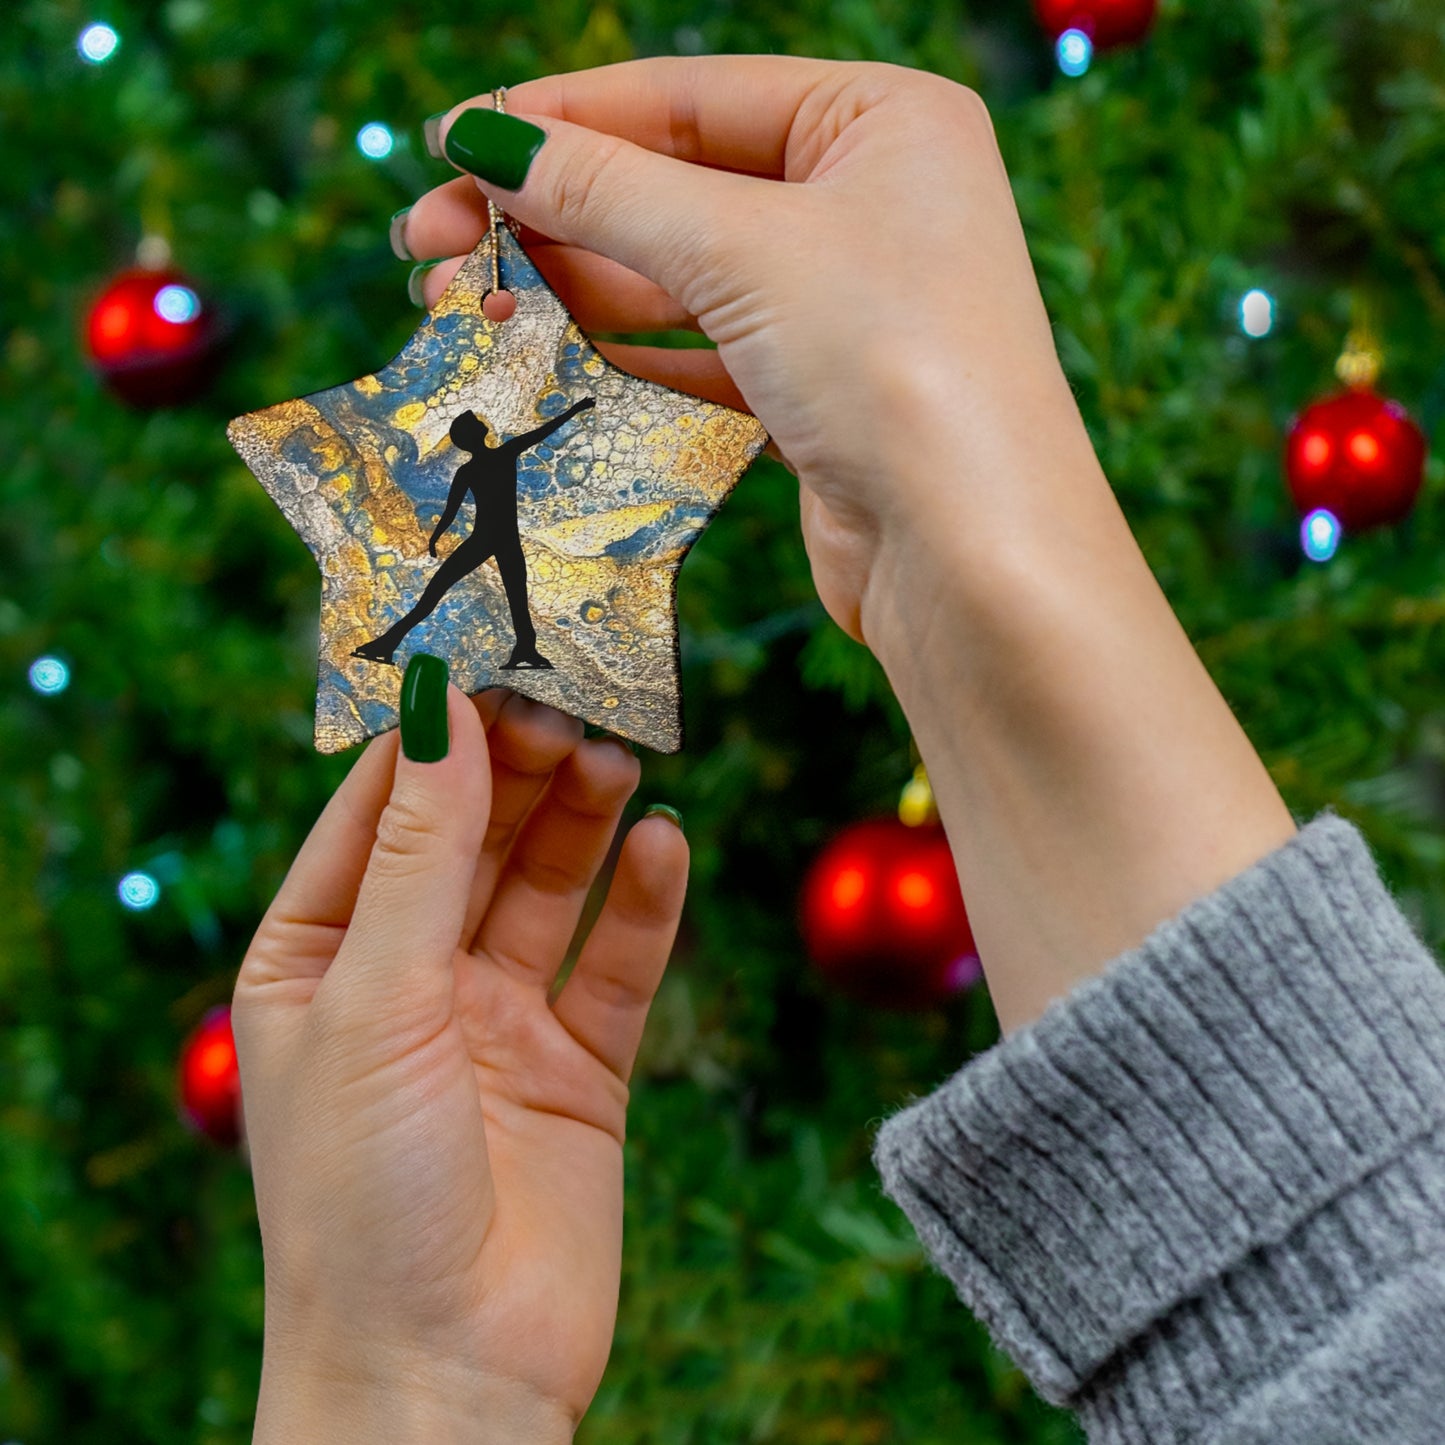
[4,0,1445,1440]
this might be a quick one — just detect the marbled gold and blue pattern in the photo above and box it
[226,225,769,754]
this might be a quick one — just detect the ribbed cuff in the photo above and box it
[870,810,1445,1419]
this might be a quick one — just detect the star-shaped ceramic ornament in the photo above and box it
[226,220,768,754]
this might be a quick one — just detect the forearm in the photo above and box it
[431,503,461,544]
[859,368,1297,1036]
[522,409,582,450]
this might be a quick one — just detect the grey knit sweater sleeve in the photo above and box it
[870,809,1445,1442]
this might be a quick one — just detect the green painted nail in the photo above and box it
[423,112,447,160]
[644,803,683,832]
[443,107,546,192]
[407,261,441,308]
[389,206,413,261]
[400,653,449,762]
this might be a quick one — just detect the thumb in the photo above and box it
[320,657,490,1036]
[438,103,767,323]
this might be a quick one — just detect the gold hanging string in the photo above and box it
[486,86,508,299]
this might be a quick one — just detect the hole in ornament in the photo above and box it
[483,289,517,323]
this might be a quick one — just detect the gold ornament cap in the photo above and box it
[898,764,938,827]
[1335,329,1382,390]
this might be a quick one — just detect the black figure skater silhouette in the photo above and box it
[352,397,596,669]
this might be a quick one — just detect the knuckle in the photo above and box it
[666,88,706,165]
[581,965,655,1015]
[517,848,585,897]
[550,132,628,236]
[370,787,449,873]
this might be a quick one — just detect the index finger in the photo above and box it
[472,54,850,179]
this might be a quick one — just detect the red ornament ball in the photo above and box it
[799,817,981,1011]
[1033,0,1158,49]
[1285,388,1427,533]
[178,1005,243,1148]
[85,267,219,407]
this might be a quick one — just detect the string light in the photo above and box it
[356,122,394,159]
[1240,289,1275,338]
[945,952,983,992]
[1301,508,1341,563]
[118,872,161,910]
[78,22,119,64]
[153,284,201,324]
[28,657,70,695]
[1057,29,1093,76]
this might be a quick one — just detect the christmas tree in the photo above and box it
[4,1,1444,1440]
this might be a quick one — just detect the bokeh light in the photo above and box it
[153,284,201,324]
[1240,288,1275,338]
[1299,431,1331,471]
[1348,430,1381,466]
[946,952,983,992]
[28,657,70,695]
[895,870,936,911]
[78,22,120,64]
[1057,29,1093,77]
[118,871,161,910]
[830,865,866,911]
[356,122,395,159]
[1301,508,1341,563]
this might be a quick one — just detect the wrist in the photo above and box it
[254,1347,575,1445]
[851,364,1295,1034]
[855,352,1116,680]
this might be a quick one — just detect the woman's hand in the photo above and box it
[401,58,1296,1037]
[233,686,687,1442]
[400,56,1097,649]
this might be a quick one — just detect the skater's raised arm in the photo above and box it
[513,396,596,451]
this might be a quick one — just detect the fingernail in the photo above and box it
[389,206,413,261]
[644,803,683,832]
[407,261,441,308]
[423,112,447,160]
[400,653,449,762]
[598,730,638,755]
[443,107,547,192]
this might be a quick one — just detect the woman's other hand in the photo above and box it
[234,685,687,1442]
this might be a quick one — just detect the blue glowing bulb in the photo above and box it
[357,123,395,160]
[1301,508,1341,563]
[154,284,201,324]
[28,657,70,695]
[1057,28,1093,77]
[1240,288,1275,338]
[78,22,120,63]
[118,871,161,910]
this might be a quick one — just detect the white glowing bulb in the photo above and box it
[1301,508,1341,563]
[154,284,201,324]
[1240,289,1275,338]
[357,123,395,159]
[29,657,70,695]
[119,872,161,910]
[1057,29,1093,77]
[79,23,120,64]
